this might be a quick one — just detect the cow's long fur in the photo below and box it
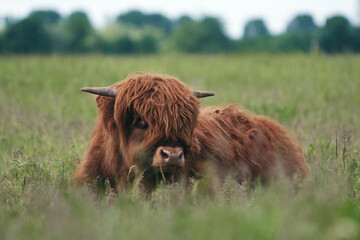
[187,106,308,185]
[73,73,308,192]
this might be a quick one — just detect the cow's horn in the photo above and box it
[192,90,215,98]
[80,87,117,98]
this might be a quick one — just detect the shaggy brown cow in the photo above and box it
[73,73,308,192]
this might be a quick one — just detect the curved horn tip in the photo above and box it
[193,90,215,98]
[80,86,117,98]
[80,87,91,92]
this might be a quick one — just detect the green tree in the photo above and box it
[267,14,319,53]
[117,10,173,33]
[172,17,229,53]
[176,15,193,26]
[113,36,136,54]
[287,14,317,34]
[0,34,4,52]
[29,10,61,24]
[200,17,230,52]
[66,11,93,52]
[146,14,173,33]
[320,15,352,53]
[137,35,157,53]
[238,19,271,52]
[350,27,360,52]
[271,33,313,52]
[1,17,52,53]
[117,10,145,27]
[28,10,66,53]
[243,19,269,39]
[172,18,201,52]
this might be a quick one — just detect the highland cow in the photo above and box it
[73,73,308,192]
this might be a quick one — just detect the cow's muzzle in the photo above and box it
[152,146,184,167]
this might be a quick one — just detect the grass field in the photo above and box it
[1,54,360,240]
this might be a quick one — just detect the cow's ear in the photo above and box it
[95,96,116,131]
[95,95,114,109]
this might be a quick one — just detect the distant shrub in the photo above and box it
[1,17,52,53]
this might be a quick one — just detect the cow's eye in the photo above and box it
[134,117,148,130]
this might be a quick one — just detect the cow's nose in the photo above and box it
[160,149,183,163]
[152,146,185,167]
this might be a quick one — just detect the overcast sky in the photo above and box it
[1,0,359,38]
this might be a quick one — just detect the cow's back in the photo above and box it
[188,104,308,183]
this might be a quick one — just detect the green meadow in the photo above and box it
[1,54,360,240]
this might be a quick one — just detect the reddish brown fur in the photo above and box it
[187,106,308,185]
[73,73,308,192]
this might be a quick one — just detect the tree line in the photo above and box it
[0,10,359,54]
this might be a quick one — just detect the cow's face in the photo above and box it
[120,110,190,182]
[82,73,214,181]
[113,75,200,173]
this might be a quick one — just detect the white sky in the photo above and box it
[1,0,359,38]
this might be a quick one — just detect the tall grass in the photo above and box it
[1,54,360,240]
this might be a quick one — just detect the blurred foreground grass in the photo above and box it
[0,54,360,240]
